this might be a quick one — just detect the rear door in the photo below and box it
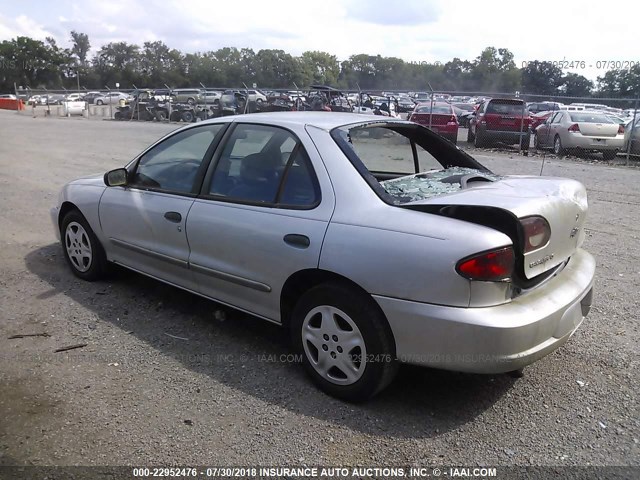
[186,123,335,322]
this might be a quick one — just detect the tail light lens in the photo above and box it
[618,124,625,134]
[456,247,514,282]
[521,216,551,253]
[447,115,458,125]
[568,123,581,133]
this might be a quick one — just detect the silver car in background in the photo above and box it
[51,112,595,401]
[534,110,625,159]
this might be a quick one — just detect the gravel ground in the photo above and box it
[0,111,638,469]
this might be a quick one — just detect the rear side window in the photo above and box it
[208,124,319,207]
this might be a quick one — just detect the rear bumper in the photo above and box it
[567,134,624,151]
[375,249,595,373]
[482,129,530,143]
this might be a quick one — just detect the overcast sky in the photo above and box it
[0,0,637,81]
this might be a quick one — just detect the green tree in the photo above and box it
[522,61,563,95]
[559,73,593,98]
[93,41,141,88]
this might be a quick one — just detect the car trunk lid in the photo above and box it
[393,172,588,281]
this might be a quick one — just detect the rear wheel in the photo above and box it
[61,210,108,281]
[155,109,167,122]
[467,126,475,143]
[181,111,194,123]
[291,282,398,402]
[96,100,104,105]
[553,135,565,156]
[474,129,485,148]
[520,135,530,151]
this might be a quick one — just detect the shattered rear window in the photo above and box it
[381,167,501,204]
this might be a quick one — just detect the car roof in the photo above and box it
[200,111,406,131]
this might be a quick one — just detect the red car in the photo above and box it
[408,102,459,144]
[530,110,556,131]
[467,98,531,150]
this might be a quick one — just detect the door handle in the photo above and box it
[164,211,182,223]
[284,234,310,248]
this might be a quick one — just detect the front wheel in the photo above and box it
[181,111,194,123]
[61,210,108,281]
[96,100,104,105]
[291,282,398,402]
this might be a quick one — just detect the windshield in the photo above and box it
[569,113,614,123]
[331,122,490,204]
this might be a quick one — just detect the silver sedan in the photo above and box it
[535,110,625,159]
[51,112,595,401]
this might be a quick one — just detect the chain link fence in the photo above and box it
[12,86,640,163]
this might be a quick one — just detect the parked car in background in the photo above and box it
[65,93,85,101]
[468,98,531,149]
[202,90,224,104]
[44,94,66,105]
[94,92,131,105]
[409,102,459,143]
[51,112,595,401]
[82,91,103,104]
[0,93,17,99]
[534,111,624,159]
[452,103,475,126]
[171,88,204,105]
[527,102,563,114]
[396,94,416,113]
[530,110,557,131]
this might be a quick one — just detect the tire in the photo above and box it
[187,98,195,105]
[467,126,475,143]
[96,100,103,105]
[553,135,565,156]
[169,111,181,122]
[155,109,167,122]
[181,111,195,123]
[114,111,123,120]
[60,210,108,281]
[520,135,530,151]
[290,282,398,402]
[602,150,617,160]
[474,129,485,148]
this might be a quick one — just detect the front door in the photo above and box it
[99,123,226,289]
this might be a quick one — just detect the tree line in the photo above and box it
[1,32,639,99]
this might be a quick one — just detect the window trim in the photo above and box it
[125,123,229,198]
[198,122,322,211]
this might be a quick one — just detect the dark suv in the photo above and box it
[468,98,531,149]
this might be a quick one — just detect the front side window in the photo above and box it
[131,124,224,194]
[209,124,319,207]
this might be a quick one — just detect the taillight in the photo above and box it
[618,124,625,134]
[520,216,551,253]
[447,115,458,125]
[456,247,514,282]
[568,123,580,132]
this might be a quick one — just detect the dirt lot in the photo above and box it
[0,110,638,469]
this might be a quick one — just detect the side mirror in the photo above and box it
[104,168,128,187]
